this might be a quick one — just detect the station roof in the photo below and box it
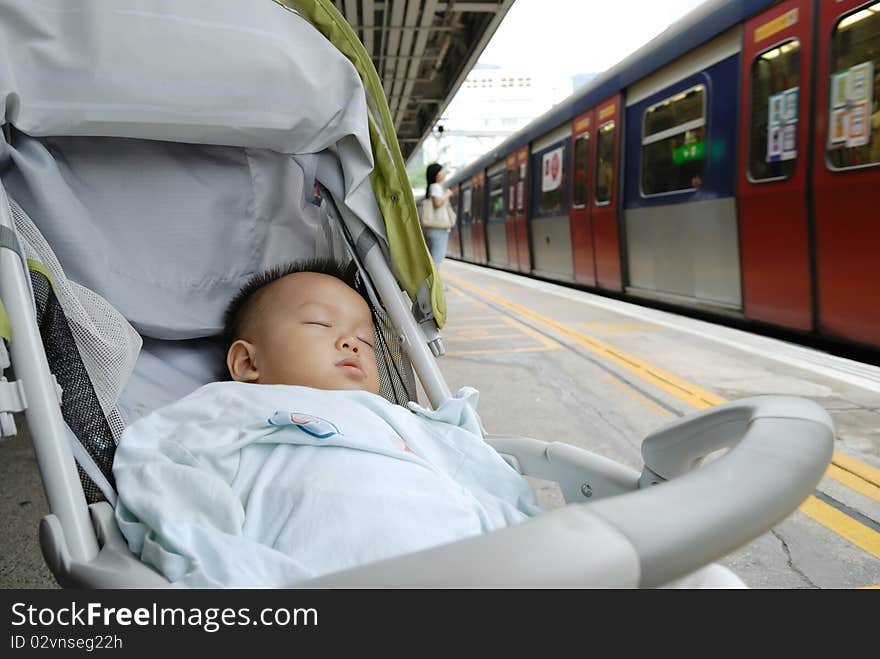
[331,0,514,161]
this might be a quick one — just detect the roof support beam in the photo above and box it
[389,0,421,121]
[396,0,439,131]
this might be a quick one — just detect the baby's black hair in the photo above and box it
[220,257,366,379]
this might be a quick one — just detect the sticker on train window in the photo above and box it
[766,86,798,162]
[829,61,874,150]
[827,2,880,169]
[749,39,800,180]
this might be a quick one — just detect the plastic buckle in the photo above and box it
[419,319,446,357]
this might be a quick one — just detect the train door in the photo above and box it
[570,111,597,286]
[529,127,573,281]
[593,96,623,291]
[504,154,519,269]
[447,187,462,259]
[486,161,509,268]
[459,182,474,262]
[513,147,531,272]
[739,0,814,330]
[813,0,880,347]
[471,171,488,265]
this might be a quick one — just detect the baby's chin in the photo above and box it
[267,377,379,395]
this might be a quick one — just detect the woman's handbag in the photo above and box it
[418,197,456,230]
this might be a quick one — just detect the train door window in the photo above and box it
[474,181,484,223]
[572,133,590,208]
[537,144,567,215]
[748,40,801,181]
[595,121,616,204]
[463,186,472,222]
[641,85,706,194]
[488,173,506,222]
[827,3,880,170]
[516,162,526,213]
[507,169,516,213]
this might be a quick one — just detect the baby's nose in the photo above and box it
[339,337,359,353]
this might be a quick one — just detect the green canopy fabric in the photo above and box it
[286,0,447,328]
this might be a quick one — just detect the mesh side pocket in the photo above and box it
[31,272,116,503]
[10,199,141,439]
[373,305,417,406]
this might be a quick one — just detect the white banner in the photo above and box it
[541,147,564,192]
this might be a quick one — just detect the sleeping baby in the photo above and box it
[112,258,542,587]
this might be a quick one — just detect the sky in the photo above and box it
[477,0,711,77]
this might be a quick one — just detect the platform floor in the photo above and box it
[1,259,878,588]
[436,260,880,589]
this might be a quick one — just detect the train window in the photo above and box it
[538,144,566,215]
[472,182,481,223]
[748,40,800,181]
[488,173,506,222]
[517,162,526,213]
[507,169,516,213]
[827,2,880,170]
[596,121,615,204]
[462,187,472,222]
[641,85,705,195]
[572,133,590,208]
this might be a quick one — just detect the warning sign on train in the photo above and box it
[828,60,874,149]
[767,86,798,162]
[542,147,563,192]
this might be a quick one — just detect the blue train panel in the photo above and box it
[623,54,739,209]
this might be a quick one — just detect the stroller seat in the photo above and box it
[0,0,833,588]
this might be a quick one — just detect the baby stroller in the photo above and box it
[0,0,832,588]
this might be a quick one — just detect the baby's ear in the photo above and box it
[227,340,260,383]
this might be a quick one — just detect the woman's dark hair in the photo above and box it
[425,162,443,200]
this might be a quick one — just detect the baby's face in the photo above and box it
[228,272,380,393]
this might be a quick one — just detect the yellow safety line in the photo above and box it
[800,497,880,560]
[583,321,659,334]
[503,315,564,350]
[446,272,727,409]
[445,323,517,330]
[832,451,880,490]
[443,270,880,564]
[445,346,560,356]
[827,464,880,502]
[443,334,531,342]
[603,373,674,418]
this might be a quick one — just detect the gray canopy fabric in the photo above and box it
[0,0,385,338]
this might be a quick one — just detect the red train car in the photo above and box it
[444,0,880,354]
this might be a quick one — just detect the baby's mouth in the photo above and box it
[336,357,365,378]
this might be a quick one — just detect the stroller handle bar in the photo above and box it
[299,396,833,588]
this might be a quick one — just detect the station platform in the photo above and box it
[1,260,879,588]
[436,259,880,589]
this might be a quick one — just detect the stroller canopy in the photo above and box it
[0,0,445,337]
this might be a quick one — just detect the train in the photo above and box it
[442,0,880,354]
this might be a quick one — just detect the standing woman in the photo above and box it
[421,162,455,264]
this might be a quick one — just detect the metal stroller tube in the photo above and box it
[0,184,99,563]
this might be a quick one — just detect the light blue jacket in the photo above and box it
[113,382,541,587]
